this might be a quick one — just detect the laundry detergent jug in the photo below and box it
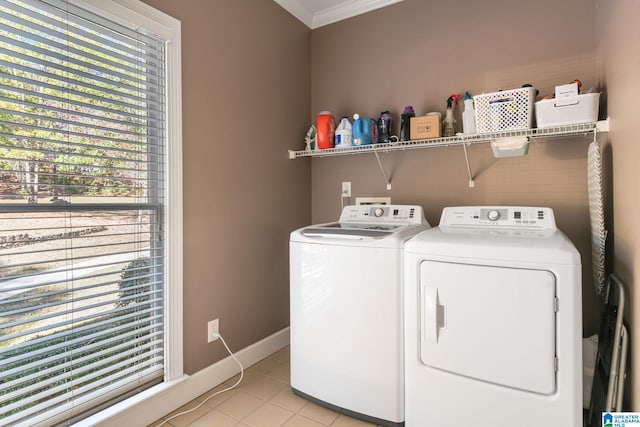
[352,114,378,146]
[316,111,335,149]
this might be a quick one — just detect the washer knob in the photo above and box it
[374,207,384,217]
[487,210,500,221]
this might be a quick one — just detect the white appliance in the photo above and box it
[404,206,582,427]
[290,204,429,427]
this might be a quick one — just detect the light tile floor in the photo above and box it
[150,346,383,427]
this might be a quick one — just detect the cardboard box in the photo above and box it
[410,114,441,139]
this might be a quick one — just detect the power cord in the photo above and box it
[341,194,351,210]
[155,332,244,426]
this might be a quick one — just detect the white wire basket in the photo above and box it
[474,87,535,133]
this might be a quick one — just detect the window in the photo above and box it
[0,0,182,425]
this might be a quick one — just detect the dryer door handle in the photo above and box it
[422,286,445,344]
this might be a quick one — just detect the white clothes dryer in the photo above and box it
[404,206,582,427]
[290,205,429,427]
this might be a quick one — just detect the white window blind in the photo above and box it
[0,0,169,425]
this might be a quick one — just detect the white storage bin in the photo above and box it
[535,93,600,128]
[490,136,530,158]
[474,87,535,133]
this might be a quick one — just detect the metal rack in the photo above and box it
[288,119,610,189]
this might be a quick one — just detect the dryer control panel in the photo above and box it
[440,206,557,230]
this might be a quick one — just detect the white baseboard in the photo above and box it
[80,327,290,427]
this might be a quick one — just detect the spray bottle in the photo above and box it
[462,92,476,134]
[443,93,460,137]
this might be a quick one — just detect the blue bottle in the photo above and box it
[352,114,378,146]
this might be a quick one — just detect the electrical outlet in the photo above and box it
[207,318,219,343]
[341,181,351,197]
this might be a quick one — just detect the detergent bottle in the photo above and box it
[316,111,335,149]
[352,114,378,146]
[335,116,353,147]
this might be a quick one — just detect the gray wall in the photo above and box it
[597,0,640,409]
[310,0,600,335]
[141,0,311,374]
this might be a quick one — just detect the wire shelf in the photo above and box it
[288,120,608,159]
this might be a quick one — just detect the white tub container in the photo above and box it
[535,93,600,128]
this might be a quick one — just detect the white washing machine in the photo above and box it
[290,205,429,427]
[404,206,582,427]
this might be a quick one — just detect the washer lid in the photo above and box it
[301,222,400,239]
[291,204,430,245]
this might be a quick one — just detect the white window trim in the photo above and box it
[71,0,184,383]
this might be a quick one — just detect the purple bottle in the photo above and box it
[400,106,415,141]
[377,111,393,143]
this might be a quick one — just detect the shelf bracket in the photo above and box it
[596,117,610,133]
[593,117,610,144]
[462,141,475,188]
[373,151,392,190]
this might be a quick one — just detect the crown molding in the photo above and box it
[313,0,403,28]
[274,0,404,29]
[273,0,314,28]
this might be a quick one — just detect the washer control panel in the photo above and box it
[440,206,557,230]
[339,204,426,225]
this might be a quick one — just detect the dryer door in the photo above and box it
[419,261,556,395]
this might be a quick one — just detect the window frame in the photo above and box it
[0,0,183,422]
